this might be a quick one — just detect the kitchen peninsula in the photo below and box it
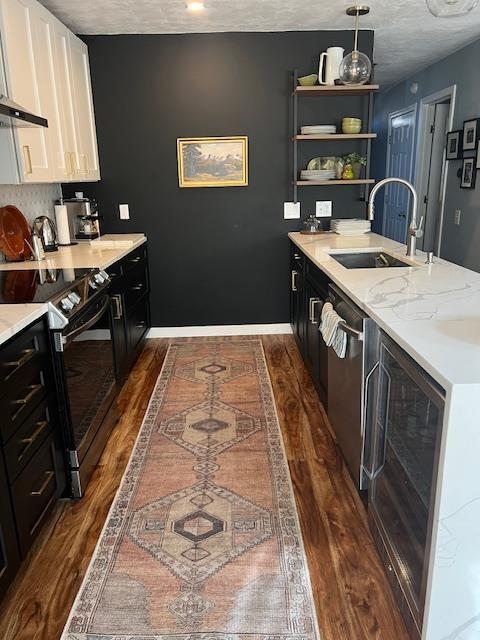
[290,230,480,640]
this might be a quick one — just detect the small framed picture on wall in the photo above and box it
[446,131,462,160]
[462,118,480,152]
[461,157,476,189]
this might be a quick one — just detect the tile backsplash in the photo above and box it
[0,183,62,225]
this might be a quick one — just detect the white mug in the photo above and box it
[319,47,345,86]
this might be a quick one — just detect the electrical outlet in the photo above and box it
[454,209,461,226]
[316,201,332,217]
[119,204,130,220]
[284,202,300,219]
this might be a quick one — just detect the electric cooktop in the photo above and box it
[0,268,94,304]
[0,266,112,330]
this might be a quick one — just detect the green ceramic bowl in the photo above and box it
[298,74,318,86]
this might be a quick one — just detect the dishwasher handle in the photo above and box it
[337,322,364,341]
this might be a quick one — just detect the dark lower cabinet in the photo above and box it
[0,317,66,601]
[290,246,306,350]
[0,458,20,601]
[108,243,151,384]
[11,432,64,558]
[290,241,329,405]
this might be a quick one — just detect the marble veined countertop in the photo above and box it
[0,234,146,347]
[289,231,480,390]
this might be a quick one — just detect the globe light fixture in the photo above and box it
[426,0,478,16]
[339,6,372,86]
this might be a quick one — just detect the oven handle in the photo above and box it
[63,296,111,344]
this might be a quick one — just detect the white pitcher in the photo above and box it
[319,47,345,86]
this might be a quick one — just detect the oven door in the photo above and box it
[56,293,117,466]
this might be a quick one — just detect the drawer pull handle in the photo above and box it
[30,471,54,497]
[131,284,143,291]
[11,384,42,420]
[111,294,123,320]
[130,256,141,263]
[136,321,146,328]
[18,420,49,462]
[5,348,36,380]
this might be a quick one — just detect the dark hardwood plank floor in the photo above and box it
[0,335,408,640]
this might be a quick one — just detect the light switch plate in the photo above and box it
[316,201,332,217]
[284,202,300,219]
[119,204,130,220]
[454,209,461,225]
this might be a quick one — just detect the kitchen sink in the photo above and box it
[330,251,413,269]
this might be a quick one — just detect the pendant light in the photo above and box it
[426,0,478,16]
[339,5,372,86]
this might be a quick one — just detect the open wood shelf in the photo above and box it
[296,179,375,186]
[294,133,377,141]
[294,84,379,97]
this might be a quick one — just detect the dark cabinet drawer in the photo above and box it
[124,263,149,310]
[123,245,147,274]
[0,460,20,600]
[0,358,50,444]
[4,396,55,483]
[128,296,149,352]
[0,318,49,402]
[11,433,63,558]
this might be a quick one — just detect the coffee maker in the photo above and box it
[63,193,101,240]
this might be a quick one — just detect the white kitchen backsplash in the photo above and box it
[0,183,62,225]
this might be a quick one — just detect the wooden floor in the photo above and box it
[0,336,409,640]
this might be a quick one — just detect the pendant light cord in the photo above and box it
[354,8,359,52]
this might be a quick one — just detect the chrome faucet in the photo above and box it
[367,177,423,258]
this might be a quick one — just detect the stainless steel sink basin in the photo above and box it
[330,251,412,269]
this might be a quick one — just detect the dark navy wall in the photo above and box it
[371,37,480,271]
[65,31,374,327]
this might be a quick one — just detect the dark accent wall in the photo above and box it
[65,31,374,327]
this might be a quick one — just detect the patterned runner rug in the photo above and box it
[62,337,320,640]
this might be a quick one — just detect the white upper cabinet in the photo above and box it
[50,21,79,181]
[68,35,100,181]
[0,0,53,181]
[0,0,100,183]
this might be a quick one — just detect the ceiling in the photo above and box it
[39,0,480,86]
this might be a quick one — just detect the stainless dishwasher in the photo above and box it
[326,284,379,490]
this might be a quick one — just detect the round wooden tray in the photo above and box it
[0,205,32,261]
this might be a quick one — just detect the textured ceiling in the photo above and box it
[39,0,480,86]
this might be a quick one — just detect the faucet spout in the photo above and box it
[367,177,421,257]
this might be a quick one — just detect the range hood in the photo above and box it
[0,94,48,128]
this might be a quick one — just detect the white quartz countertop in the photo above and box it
[0,234,146,347]
[289,231,480,390]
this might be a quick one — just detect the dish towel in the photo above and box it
[320,302,347,359]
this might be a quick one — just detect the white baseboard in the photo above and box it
[147,324,292,338]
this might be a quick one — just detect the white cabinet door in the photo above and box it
[68,34,100,181]
[0,0,53,181]
[30,7,70,181]
[50,20,78,181]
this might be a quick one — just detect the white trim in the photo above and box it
[382,103,418,238]
[147,324,293,338]
[414,84,456,256]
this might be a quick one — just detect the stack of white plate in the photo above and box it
[300,169,336,181]
[300,125,336,135]
[331,219,371,236]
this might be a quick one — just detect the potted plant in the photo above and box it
[343,153,367,179]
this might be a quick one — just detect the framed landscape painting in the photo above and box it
[177,136,248,188]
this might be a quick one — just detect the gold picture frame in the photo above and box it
[177,136,248,188]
